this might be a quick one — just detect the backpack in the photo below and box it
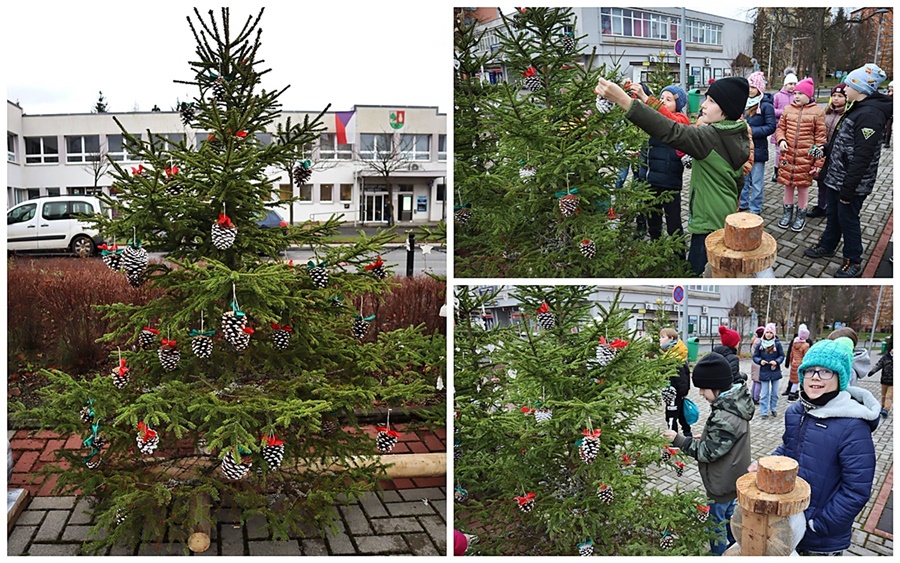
[682,397,700,425]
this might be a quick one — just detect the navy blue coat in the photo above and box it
[772,387,880,553]
[752,339,784,382]
[745,94,777,163]
[638,136,685,191]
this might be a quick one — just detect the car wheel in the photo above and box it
[70,235,95,258]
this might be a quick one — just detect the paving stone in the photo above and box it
[325,525,356,555]
[301,538,329,556]
[246,513,268,540]
[34,509,69,541]
[108,540,136,556]
[867,542,893,556]
[8,525,37,555]
[386,501,437,516]
[405,531,441,556]
[398,487,445,501]
[28,496,77,510]
[248,540,302,556]
[359,491,389,518]
[419,514,447,551]
[433,498,447,521]
[215,506,241,523]
[355,534,409,554]
[16,510,46,526]
[69,497,95,524]
[61,524,93,542]
[137,542,187,556]
[340,503,373,535]
[220,525,245,556]
[371,516,424,534]
[380,490,403,503]
[28,544,82,556]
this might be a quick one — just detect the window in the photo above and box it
[8,132,17,163]
[398,184,414,193]
[438,134,446,161]
[279,183,293,201]
[151,133,182,152]
[399,134,431,160]
[65,135,101,163]
[255,132,272,146]
[319,133,353,160]
[320,183,333,202]
[8,203,37,224]
[107,134,143,162]
[67,187,103,195]
[436,182,445,202]
[340,183,353,202]
[359,133,394,160]
[27,188,41,200]
[47,188,60,197]
[298,184,312,201]
[24,136,59,164]
[600,8,721,45]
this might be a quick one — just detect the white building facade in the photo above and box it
[7,102,447,226]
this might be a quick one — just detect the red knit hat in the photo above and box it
[718,325,740,349]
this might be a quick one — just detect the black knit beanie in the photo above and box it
[706,76,750,121]
[691,352,734,391]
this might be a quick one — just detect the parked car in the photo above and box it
[257,209,288,230]
[7,196,106,258]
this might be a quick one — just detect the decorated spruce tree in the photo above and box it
[454,285,712,555]
[11,8,443,553]
[454,7,691,277]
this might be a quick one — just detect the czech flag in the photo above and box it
[335,110,356,145]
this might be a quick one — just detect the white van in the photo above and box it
[7,196,106,258]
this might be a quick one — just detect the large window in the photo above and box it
[339,184,353,202]
[8,132,18,163]
[438,134,447,161]
[65,135,101,163]
[298,184,312,201]
[24,136,59,164]
[152,133,183,152]
[320,183,333,202]
[319,133,353,160]
[359,133,394,160]
[107,134,143,162]
[600,8,721,45]
[399,134,431,161]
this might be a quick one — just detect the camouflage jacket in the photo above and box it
[673,382,755,502]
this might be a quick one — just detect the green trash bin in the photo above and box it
[687,337,700,363]
[881,341,887,354]
[688,89,702,115]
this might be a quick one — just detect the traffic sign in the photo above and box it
[674,39,683,56]
[673,285,685,303]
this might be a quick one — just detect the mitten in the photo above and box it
[680,154,693,169]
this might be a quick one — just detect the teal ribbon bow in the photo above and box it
[454,202,472,211]
[189,328,216,337]
[555,188,580,198]
[307,260,327,270]
[357,314,376,322]
[231,301,245,316]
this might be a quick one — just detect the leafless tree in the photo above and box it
[82,147,111,190]
[355,130,409,227]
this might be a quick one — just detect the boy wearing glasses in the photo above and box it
[751,337,880,556]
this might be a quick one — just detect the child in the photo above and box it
[808,83,848,218]
[770,71,798,181]
[713,325,742,383]
[663,352,754,556]
[827,326,872,387]
[660,328,692,437]
[739,71,777,215]
[804,63,892,278]
[867,338,892,418]
[784,324,811,401]
[749,326,765,404]
[595,76,751,275]
[752,323,784,418]
[755,337,880,555]
[774,77,826,232]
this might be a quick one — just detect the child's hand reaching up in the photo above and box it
[595,77,633,111]
[663,429,677,441]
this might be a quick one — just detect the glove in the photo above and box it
[808,144,825,159]
[680,154,693,169]
[867,370,875,377]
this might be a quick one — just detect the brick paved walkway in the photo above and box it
[8,423,447,556]
[641,351,892,556]
[674,144,893,278]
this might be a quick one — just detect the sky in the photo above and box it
[6,4,452,116]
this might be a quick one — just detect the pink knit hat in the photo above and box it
[795,77,815,99]
[748,71,767,93]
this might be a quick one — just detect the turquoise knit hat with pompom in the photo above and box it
[798,337,854,391]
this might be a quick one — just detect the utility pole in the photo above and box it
[767,23,775,83]
[868,285,885,351]
[680,8,687,91]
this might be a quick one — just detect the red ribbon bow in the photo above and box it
[582,428,602,438]
[365,257,385,271]
[674,460,685,468]
[241,327,255,335]
[270,323,293,332]
[131,164,145,175]
[161,338,177,348]
[262,434,284,447]
[522,66,537,78]
[117,358,129,376]
[697,504,710,514]
[165,165,179,177]
[621,454,632,466]
[610,338,629,349]
[665,446,679,456]
[376,426,400,438]
[521,406,534,414]
[217,213,234,228]
[98,243,119,251]
[137,421,157,441]
[143,327,160,335]
[236,131,248,138]
[536,302,550,314]
[207,133,217,142]
[515,492,536,505]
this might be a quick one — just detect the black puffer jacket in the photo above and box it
[639,135,685,190]
[868,350,893,386]
[822,92,893,200]
[713,344,741,383]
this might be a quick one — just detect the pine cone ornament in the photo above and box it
[515,492,536,513]
[454,486,469,503]
[578,429,601,464]
[212,77,227,100]
[579,239,596,258]
[320,418,338,436]
[562,34,576,53]
[696,504,710,523]
[661,446,679,462]
[85,454,102,470]
[365,257,388,280]
[111,358,129,389]
[535,302,556,330]
[179,101,195,125]
[659,532,677,550]
[533,408,553,423]
[454,203,472,224]
[79,404,94,424]
[681,153,693,169]
[293,160,312,186]
[115,508,127,526]
[375,426,400,453]
[307,260,329,288]
[595,336,628,366]
[352,315,374,340]
[673,460,685,477]
[260,435,285,470]
[596,483,614,504]
[661,386,677,405]
[577,540,594,557]
[98,244,122,271]
[164,166,183,196]
[809,144,825,159]
[220,449,252,480]
[595,95,616,114]
[232,327,254,353]
[559,193,579,217]
[221,309,248,346]
[190,332,214,359]
[212,213,237,250]
[139,327,160,350]
[136,422,159,454]
[519,166,536,181]
[157,339,180,372]
[522,67,541,92]
[271,323,293,350]
[121,244,148,288]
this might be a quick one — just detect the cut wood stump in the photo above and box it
[187,492,212,553]
[706,212,777,278]
[757,456,800,494]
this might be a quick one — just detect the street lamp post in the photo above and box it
[873,8,890,66]
[790,37,811,73]
[767,24,775,82]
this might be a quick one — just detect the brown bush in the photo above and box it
[363,275,447,336]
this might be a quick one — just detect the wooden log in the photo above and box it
[723,212,764,251]
[757,456,800,494]
[187,492,212,553]
[7,488,29,534]
[731,505,796,556]
[735,472,810,516]
[705,229,777,276]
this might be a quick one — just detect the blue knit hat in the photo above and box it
[661,85,687,113]
[798,337,855,391]
[844,63,887,96]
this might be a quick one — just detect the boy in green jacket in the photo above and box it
[595,77,751,275]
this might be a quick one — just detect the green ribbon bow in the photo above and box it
[307,260,327,270]
[231,301,245,316]
[189,328,216,337]
[357,314,376,322]
[554,187,579,198]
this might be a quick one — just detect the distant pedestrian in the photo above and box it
[827,326,872,387]
[751,337,880,556]
[867,338,892,418]
[804,63,892,277]
[770,70,799,182]
[752,323,784,418]
[774,77,826,232]
[808,83,848,219]
[659,328,693,437]
[739,71,777,215]
[749,326,765,404]
[784,323,811,401]
[714,325,742,383]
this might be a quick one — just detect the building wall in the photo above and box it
[851,7,893,79]
[6,102,446,225]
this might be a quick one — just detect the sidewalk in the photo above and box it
[675,144,893,278]
[8,423,447,556]
[641,351,892,555]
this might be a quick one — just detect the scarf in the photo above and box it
[799,389,840,410]
[761,337,775,349]
[745,94,763,111]
[661,339,676,351]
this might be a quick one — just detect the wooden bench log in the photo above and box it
[706,229,777,277]
[723,212,764,251]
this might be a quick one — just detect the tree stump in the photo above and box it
[705,212,777,278]
[187,492,212,553]
[730,456,811,556]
